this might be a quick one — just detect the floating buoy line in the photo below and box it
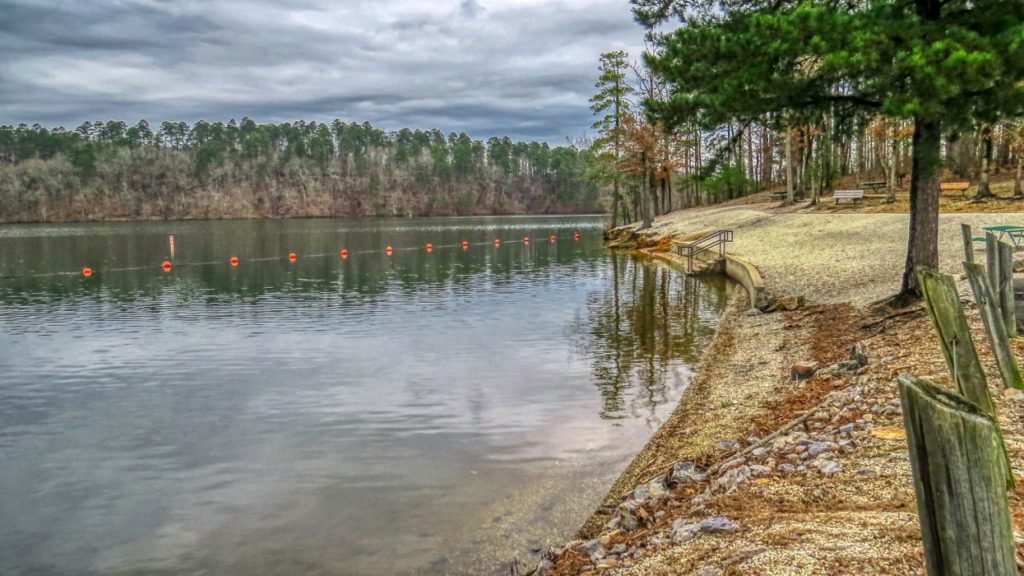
[0,232,587,281]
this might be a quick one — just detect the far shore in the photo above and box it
[529,193,1024,575]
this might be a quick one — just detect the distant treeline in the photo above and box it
[0,119,602,223]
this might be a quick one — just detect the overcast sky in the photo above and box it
[0,0,645,143]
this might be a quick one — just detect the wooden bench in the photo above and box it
[834,189,865,204]
[770,191,788,201]
[940,181,971,197]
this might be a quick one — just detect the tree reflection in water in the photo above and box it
[569,252,731,424]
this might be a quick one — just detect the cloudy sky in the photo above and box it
[0,0,645,142]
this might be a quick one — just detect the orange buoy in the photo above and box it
[494,238,501,246]
[161,260,173,272]
[289,252,297,262]
[230,256,240,267]
[574,232,581,241]
[462,241,469,250]
[82,267,93,277]
[385,246,394,255]
[523,236,530,244]
[340,248,349,259]
[426,243,433,253]
[549,235,557,243]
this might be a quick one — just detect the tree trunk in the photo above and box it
[976,124,993,199]
[1014,156,1023,198]
[899,117,942,300]
[887,127,898,203]
[785,125,794,203]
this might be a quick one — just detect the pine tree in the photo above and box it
[590,50,635,227]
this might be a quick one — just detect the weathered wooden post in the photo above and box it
[964,262,1024,390]
[998,240,1016,337]
[986,232,1000,293]
[916,268,996,414]
[961,223,974,264]
[898,375,1016,576]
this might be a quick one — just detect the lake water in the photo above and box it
[0,216,731,576]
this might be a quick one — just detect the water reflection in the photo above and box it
[570,253,731,422]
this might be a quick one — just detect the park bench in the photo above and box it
[770,191,787,201]
[858,180,887,191]
[940,181,971,197]
[833,189,865,204]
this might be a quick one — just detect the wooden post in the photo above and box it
[986,232,1000,301]
[898,375,1015,576]
[961,223,974,264]
[916,268,996,414]
[998,241,1016,337]
[963,262,1024,390]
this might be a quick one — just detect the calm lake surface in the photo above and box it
[0,216,731,576]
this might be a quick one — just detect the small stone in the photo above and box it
[579,539,603,556]
[836,360,861,373]
[719,439,741,452]
[815,459,843,475]
[669,461,706,485]
[694,567,724,576]
[791,361,820,381]
[839,423,855,434]
[745,307,764,317]
[768,295,805,312]
[807,441,833,457]
[610,544,627,555]
[749,464,772,477]
[645,479,668,500]
[700,516,740,533]
[851,341,869,366]
[716,465,751,493]
[751,447,768,459]
[778,464,797,473]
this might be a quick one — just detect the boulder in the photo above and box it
[767,295,805,312]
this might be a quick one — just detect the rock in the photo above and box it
[839,423,855,434]
[716,465,751,493]
[751,447,768,459]
[778,463,797,473]
[768,295,805,312]
[749,464,772,477]
[691,488,712,506]
[791,361,820,381]
[815,459,843,475]
[745,307,764,317]
[700,515,740,533]
[645,479,668,500]
[807,441,833,457]
[669,461,707,485]
[836,360,861,373]
[719,439,741,452]
[579,539,603,556]
[695,567,724,576]
[851,341,869,366]
[610,543,627,555]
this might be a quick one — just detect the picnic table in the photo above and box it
[859,180,887,191]
[982,225,1024,247]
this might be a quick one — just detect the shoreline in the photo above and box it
[527,200,1024,575]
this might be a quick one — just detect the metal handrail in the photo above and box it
[674,230,734,272]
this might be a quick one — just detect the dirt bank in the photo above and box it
[524,201,1024,575]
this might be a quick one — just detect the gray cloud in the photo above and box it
[0,0,644,142]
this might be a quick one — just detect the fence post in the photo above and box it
[961,223,974,264]
[998,241,1016,337]
[963,263,1024,390]
[898,375,1015,576]
[916,267,996,414]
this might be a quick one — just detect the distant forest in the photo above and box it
[0,120,602,223]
